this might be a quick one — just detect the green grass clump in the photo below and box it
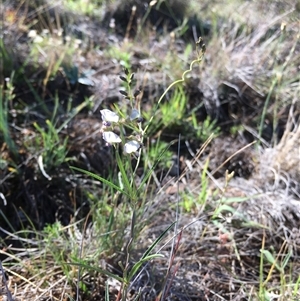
[0,77,18,159]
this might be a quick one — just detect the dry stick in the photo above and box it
[259,231,266,298]
[160,230,183,301]
[76,210,92,301]
[171,133,214,187]
[184,133,214,174]
[115,285,122,301]
[34,276,67,301]
[124,5,137,41]
[156,134,215,196]
[0,260,14,301]
[0,262,39,288]
[184,138,223,191]
[155,229,183,301]
[211,140,257,176]
[263,240,287,287]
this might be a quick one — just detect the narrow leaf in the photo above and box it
[105,281,110,301]
[260,249,283,273]
[67,262,123,282]
[128,254,163,281]
[115,151,134,199]
[141,222,175,260]
[70,166,129,197]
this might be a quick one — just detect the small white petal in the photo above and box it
[78,77,94,86]
[103,131,121,143]
[129,109,140,121]
[33,35,44,43]
[124,140,140,154]
[28,30,37,38]
[100,109,119,123]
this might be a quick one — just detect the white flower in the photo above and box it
[124,140,140,154]
[103,131,121,144]
[28,30,37,38]
[100,109,119,123]
[129,109,140,121]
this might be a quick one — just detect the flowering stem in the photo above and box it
[142,39,205,138]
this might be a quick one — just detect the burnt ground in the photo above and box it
[0,0,300,300]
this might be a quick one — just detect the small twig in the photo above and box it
[124,5,137,41]
[0,260,14,301]
[76,211,92,301]
[160,230,183,301]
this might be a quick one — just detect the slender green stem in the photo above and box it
[143,50,205,136]
[258,78,277,146]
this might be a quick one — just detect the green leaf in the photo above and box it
[70,166,129,197]
[260,249,283,273]
[141,222,175,260]
[105,281,110,301]
[115,150,134,199]
[281,250,292,270]
[67,262,123,282]
[127,254,163,281]
[213,204,236,217]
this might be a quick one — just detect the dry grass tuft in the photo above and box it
[258,103,300,198]
[274,118,300,181]
[199,9,299,133]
